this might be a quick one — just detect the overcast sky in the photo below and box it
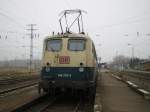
[0,0,150,62]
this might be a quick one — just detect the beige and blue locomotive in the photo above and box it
[39,32,98,96]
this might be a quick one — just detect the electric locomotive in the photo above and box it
[39,10,98,96]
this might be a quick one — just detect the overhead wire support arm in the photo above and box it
[80,14,84,33]
[59,19,63,34]
[64,12,69,32]
[59,14,65,34]
[78,17,81,33]
[68,13,81,29]
[58,9,87,34]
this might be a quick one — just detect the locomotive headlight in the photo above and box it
[79,67,84,72]
[45,62,51,72]
[79,62,84,72]
[46,67,50,72]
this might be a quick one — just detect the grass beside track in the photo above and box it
[0,68,39,83]
[0,68,39,76]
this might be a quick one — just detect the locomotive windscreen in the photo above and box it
[46,39,62,51]
[68,39,85,51]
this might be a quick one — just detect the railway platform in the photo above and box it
[98,70,150,112]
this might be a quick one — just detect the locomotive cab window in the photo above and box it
[46,39,62,52]
[68,39,86,51]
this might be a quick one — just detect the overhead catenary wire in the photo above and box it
[90,11,150,31]
[5,0,33,23]
[6,0,54,34]
[104,17,150,29]
[0,11,25,28]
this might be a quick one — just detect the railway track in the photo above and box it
[121,70,150,91]
[11,93,94,112]
[0,73,39,97]
[116,70,150,80]
[124,70,150,80]
[0,75,39,85]
[0,82,38,96]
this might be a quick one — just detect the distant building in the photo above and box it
[141,60,150,71]
[98,63,107,69]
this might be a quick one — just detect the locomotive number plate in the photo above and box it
[59,56,70,64]
[58,74,72,78]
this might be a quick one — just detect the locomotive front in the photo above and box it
[39,33,97,95]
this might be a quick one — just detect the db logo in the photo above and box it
[59,56,70,64]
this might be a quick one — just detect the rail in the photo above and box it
[114,70,150,92]
[12,94,94,112]
[0,82,38,95]
[120,70,150,80]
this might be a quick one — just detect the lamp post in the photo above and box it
[98,43,101,56]
[97,43,102,69]
[127,43,134,59]
[127,43,134,69]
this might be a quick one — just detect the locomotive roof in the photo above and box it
[46,32,91,39]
